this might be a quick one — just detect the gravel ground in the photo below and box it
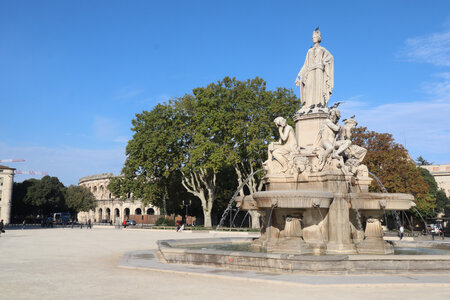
[1,227,450,300]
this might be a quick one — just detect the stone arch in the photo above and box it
[124,208,130,219]
[98,208,103,221]
[93,186,97,193]
[114,208,120,217]
[146,208,155,215]
[135,208,142,215]
[106,208,111,221]
[109,193,112,199]
[100,185,104,197]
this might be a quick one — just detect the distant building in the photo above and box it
[77,173,160,223]
[421,164,450,197]
[0,165,15,224]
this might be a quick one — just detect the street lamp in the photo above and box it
[182,200,192,225]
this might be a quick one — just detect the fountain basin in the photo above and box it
[253,190,333,208]
[238,191,414,211]
[350,193,415,211]
[157,237,450,274]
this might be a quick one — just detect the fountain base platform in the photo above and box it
[157,237,450,274]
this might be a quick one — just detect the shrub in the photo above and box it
[155,217,175,226]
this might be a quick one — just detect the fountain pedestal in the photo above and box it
[326,194,357,254]
[294,112,328,148]
[357,218,394,254]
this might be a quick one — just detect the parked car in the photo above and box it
[125,220,136,226]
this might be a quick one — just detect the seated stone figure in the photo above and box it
[339,117,368,177]
[265,117,298,174]
[314,107,351,171]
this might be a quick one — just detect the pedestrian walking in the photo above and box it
[88,219,92,229]
[431,224,438,240]
[0,219,5,237]
[399,225,404,240]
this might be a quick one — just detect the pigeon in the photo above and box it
[315,26,319,31]
[310,104,316,109]
[317,103,324,108]
[330,102,342,109]
[350,115,355,119]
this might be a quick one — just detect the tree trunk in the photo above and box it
[181,169,216,228]
[203,208,212,227]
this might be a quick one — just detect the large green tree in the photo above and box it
[192,77,299,227]
[108,99,192,218]
[113,77,299,227]
[65,185,96,213]
[23,176,67,216]
[417,161,450,216]
[436,189,450,216]
[11,179,39,220]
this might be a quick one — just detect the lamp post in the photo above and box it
[182,200,192,225]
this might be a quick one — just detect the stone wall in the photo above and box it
[77,173,159,223]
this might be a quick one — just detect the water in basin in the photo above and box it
[177,243,450,255]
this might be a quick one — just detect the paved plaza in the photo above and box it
[1,227,450,300]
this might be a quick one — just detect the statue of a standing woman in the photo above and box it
[295,30,334,108]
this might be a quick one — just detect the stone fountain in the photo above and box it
[237,28,414,255]
[153,30,450,274]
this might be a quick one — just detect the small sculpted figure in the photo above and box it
[295,30,334,109]
[271,117,298,173]
[340,116,368,176]
[315,108,351,170]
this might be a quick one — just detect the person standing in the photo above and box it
[88,219,92,229]
[22,219,26,230]
[399,225,404,240]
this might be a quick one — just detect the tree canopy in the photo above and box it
[11,176,96,221]
[65,185,96,213]
[24,176,66,216]
[112,76,300,226]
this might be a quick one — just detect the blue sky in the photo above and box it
[1,0,450,185]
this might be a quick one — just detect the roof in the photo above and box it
[0,164,15,170]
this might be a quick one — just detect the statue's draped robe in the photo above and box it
[298,45,334,107]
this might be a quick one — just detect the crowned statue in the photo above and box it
[295,29,334,108]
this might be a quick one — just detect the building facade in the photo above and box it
[421,164,450,197]
[77,173,160,223]
[0,165,15,224]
